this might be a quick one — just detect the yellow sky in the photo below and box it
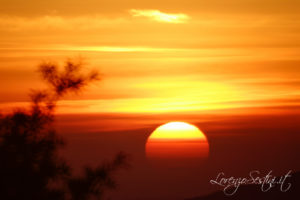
[0,0,299,114]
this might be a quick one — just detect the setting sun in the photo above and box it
[146,122,209,159]
[0,0,299,199]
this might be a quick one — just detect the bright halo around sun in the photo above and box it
[146,122,209,159]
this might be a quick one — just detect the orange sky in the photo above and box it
[0,0,299,114]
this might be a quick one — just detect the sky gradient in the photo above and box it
[1,1,300,200]
[1,0,300,115]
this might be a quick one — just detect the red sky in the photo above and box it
[0,1,300,199]
[0,0,300,115]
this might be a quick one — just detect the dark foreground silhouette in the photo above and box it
[186,171,300,200]
[0,60,128,200]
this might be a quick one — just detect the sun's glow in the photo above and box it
[146,122,209,159]
[148,122,206,140]
[130,9,189,23]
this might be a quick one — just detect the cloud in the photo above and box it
[129,9,189,23]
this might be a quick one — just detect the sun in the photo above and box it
[146,122,209,159]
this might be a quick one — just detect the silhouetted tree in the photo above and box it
[0,59,128,200]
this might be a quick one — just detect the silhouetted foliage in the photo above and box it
[68,153,128,200]
[0,60,127,200]
[39,59,99,97]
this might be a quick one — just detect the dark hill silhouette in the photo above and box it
[186,171,300,200]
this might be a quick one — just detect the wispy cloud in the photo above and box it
[129,9,189,23]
